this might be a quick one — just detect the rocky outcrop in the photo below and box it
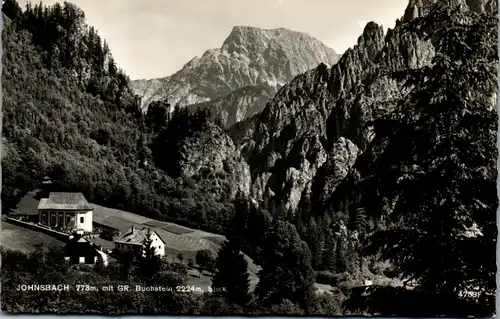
[237,22,403,212]
[131,26,340,126]
[177,121,251,199]
[170,0,494,216]
[313,137,360,205]
[236,3,446,213]
[402,0,497,21]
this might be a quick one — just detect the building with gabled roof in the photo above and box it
[114,225,165,257]
[37,192,93,233]
[64,235,101,264]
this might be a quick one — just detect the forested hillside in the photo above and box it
[1,0,237,235]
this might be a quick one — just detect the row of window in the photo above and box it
[40,212,84,224]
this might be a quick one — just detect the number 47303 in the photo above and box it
[458,290,481,299]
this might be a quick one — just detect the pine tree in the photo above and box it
[322,229,337,271]
[351,3,498,316]
[139,228,161,279]
[304,218,325,269]
[212,239,251,306]
[119,250,138,281]
[195,249,214,271]
[145,100,171,134]
[94,254,106,274]
[142,228,156,258]
[255,220,315,311]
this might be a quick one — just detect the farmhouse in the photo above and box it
[64,235,101,264]
[37,192,93,233]
[114,226,165,257]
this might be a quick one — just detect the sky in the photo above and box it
[18,0,408,80]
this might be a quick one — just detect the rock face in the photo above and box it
[402,0,497,21]
[313,137,360,205]
[177,121,251,199]
[237,21,410,212]
[131,26,340,126]
[161,0,497,214]
[234,0,494,213]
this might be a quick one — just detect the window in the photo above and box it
[80,216,84,224]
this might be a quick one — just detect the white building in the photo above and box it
[114,226,165,257]
[37,192,93,233]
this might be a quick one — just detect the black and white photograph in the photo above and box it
[0,0,498,316]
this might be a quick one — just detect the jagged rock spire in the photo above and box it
[402,0,497,22]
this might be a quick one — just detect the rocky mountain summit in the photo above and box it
[131,26,340,127]
[165,0,497,220]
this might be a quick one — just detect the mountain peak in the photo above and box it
[226,25,292,36]
[132,25,341,116]
[221,25,316,57]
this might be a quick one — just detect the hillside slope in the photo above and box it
[1,0,237,237]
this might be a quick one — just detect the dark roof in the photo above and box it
[38,192,93,211]
[88,237,115,250]
[114,227,164,245]
[65,236,100,257]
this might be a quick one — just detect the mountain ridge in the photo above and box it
[231,0,497,212]
[168,0,498,220]
[131,25,340,127]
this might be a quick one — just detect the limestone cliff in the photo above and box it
[233,0,495,214]
[158,0,496,219]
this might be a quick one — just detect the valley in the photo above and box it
[1,0,497,315]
